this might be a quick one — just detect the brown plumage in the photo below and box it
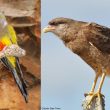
[43,17,110,74]
[43,17,110,105]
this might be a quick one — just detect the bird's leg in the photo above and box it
[89,74,99,94]
[85,74,99,97]
[95,72,106,99]
[97,72,106,93]
[87,72,106,106]
[85,67,101,96]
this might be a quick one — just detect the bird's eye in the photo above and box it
[49,21,65,26]
[57,21,65,24]
[49,22,56,25]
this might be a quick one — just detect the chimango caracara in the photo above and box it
[43,17,110,104]
[0,13,28,102]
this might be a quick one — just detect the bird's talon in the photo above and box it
[86,92,103,107]
[84,92,94,97]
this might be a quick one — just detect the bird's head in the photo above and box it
[43,17,76,39]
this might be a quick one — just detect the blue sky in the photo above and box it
[41,0,110,109]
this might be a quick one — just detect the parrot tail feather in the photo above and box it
[1,57,28,103]
[11,68,28,102]
[15,57,27,88]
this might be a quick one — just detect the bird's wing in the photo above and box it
[82,23,110,54]
[7,25,17,44]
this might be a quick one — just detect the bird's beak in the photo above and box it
[43,25,55,33]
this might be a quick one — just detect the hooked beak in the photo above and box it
[43,25,55,33]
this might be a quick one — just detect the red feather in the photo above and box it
[0,41,6,51]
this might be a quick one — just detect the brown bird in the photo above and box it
[43,17,110,105]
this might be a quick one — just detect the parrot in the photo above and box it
[0,12,28,102]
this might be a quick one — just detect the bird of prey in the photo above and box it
[0,13,28,102]
[43,17,110,105]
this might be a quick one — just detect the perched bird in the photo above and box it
[0,13,28,102]
[43,17,110,105]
